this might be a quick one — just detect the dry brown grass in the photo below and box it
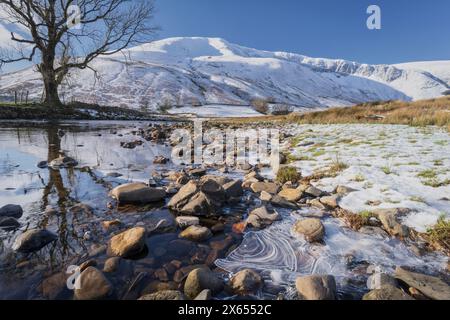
[211,97,450,131]
[290,97,450,129]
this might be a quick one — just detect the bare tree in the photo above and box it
[0,0,156,106]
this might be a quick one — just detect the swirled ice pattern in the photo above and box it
[216,208,448,297]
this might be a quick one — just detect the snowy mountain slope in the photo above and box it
[0,37,449,112]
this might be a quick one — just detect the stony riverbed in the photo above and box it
[0,121,449,300]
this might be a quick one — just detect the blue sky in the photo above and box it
[154,0,450,64]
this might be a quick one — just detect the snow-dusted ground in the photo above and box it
[167,104,262,117]
[283,124,450,232]
[1,37,449,114]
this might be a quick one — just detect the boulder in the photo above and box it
[74,267,113,300]
[278,188,302,202]
[335,185,357,195]
[295,275,336,300]
[374,209,410,237]
[320,195,340,208]
[223,180,244,198]
[304,186,324,198]
[194,289,212,300]
[184,268,224,299]
[110,183,166,204]
[138,290,185,300]
[200,179,226,200]
[41,272,69,299]
[395,267,450,300]
[103,257,122,273]
[200,175,232,186]
[168,181,199,211]
[250,182,280,195]
[359,226,389,238]
[259,191,272,202]
[363,285,414,300]
[0,204,23,218]
[367,273,398,290]
[246,206,281,229]
[0,216,20,229]
[108,227,146,258]
[12,229,57,253]
[230,269,263,295]
[179,192,211,216]
[292,218,325,242]
[175,216,200,229]
[179,225,212,242]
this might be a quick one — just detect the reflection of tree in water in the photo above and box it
[37,126,88,268]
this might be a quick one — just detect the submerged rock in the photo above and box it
[0,204,23,219]
[230,269,263,295]
[295,275,336,300]
[395,267,450,300]
[292,218,325,242]
[184,267,224,299]
[175,216,200,228]
[108,227,146,258]
[179,225,212,242]
[13,229,57,253]
[74,267,113,300]
[110,183,166,204]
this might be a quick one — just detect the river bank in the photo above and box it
[0,120,449,300]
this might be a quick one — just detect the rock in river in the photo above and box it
[184,267,224,299]
[0,216,20,229]
[175,216,200,229]
[278,188,302,202]
[179,225,212,242]
[74,267,113,300]
[292,218,325,243]
[394,267,450,300]
[230,269,263,295]
[363,285,414,300]
[139,290,185,300]
[110,183,166,204]
[246,206,281,229]
[13,229,57,253]
[108,227,146,258]
[0,204,23,218]
[295,275,336,300]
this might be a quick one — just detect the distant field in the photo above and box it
[213,97,450,131]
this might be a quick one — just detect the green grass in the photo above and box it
[409,196,426,203]
[417,169,438,179]
[276,166,301,184]
[381,166,393,175]
[426,215,450,247]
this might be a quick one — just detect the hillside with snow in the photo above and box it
[0,37,449,114]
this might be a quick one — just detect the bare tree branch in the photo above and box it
[0,0,157,106]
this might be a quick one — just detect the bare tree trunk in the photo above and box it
[41,66,63,107]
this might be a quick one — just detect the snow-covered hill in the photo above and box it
[0,37,449,114]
